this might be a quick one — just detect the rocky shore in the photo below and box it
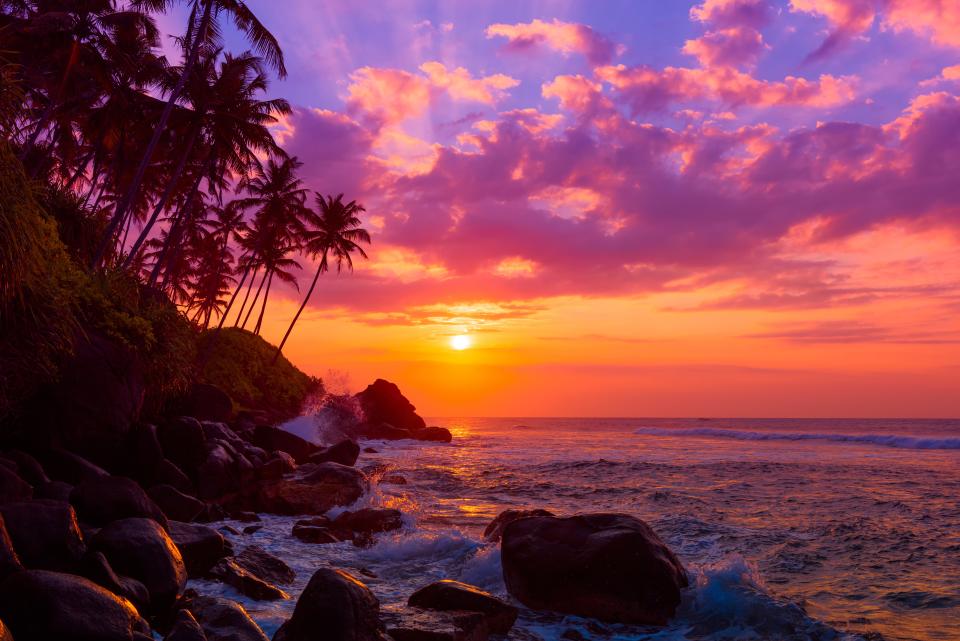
[0,378,688,641]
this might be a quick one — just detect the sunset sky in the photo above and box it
[171,1,959,417]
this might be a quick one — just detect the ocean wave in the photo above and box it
[633,427,960,450]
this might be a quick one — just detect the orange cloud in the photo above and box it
[419,61,519,104]
[485,18,621,65]
[346,67,432,125]
[541,74,609,113]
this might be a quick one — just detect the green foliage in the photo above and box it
[197,327,321,422]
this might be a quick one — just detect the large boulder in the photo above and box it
[149,484,205,523]
[332,508,403,537]
[0,514,22,577]
[80,550,151,613]
[181,383,234,423]
[408,580,517,635]
[209,557,288,601]
[235,545,295,585]
[0,500,85,572]
[362,423,413,441]
[0,569,151,641]
[38,447,109,484]
[355,379,426,433]
[196,443,249,500]
[92,517,187,615]
[250,425,317,464]
[243,463,366,516]
[309,439,360,467]
[168,521,229,577]
[70,475,169,530]
[0,466,30,504]
[483,509,554,543]
[386,609,488,641]
[273,568,386,641]
[165,609,207,641]
[0,617,11,641]
[123,423,166,486]
[188,596,268,641]
[500,513,688,625]
[412,426,452,443]
[158,417,208,475]
[2,450,49,486]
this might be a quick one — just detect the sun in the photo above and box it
[450,334,472,350]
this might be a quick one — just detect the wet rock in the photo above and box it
[158,417,208,475]
[202,423,268,467]
[243,525,262,534]
[196,444,242,500]
[124,422,165,485]
[273,568,386,641]
[0,569,152,641]
[81,550,151,613]
[256,453,295,481]
[309,439,360,467]
[0,617,11,641]
[250,426,317,464]
[483,509,555,543]
[149,484,205,522]
[188,595,269,641]
[156,458,194,493]
[220,525,242,536]
[0,500,85,572]
[168,521,228,577]
[38,446,109,484]
[92,517,187,615]
[235,545,295,585]
[182,383,234,423]
[0,514,22,577]
[165,609,207,641]
[382,474,407,485]
[408,580,518,635]
[412,426,453,443]
[70,475,169,530]
[247,463,366,516]
[232,511,260,523]
[2,450,49,486]
[356,379,427,433]
[0,466,31,505]
[34,479,73,501]
[500,513,688,625]
[387,608,488,641]
[362,423,413,440]
[332,508,403,536]
[291,525,341,544]
[209,557,288,601]
[363,447,378,454]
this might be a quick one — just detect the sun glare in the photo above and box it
[450,334,472,350]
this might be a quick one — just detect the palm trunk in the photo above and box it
[241,269,268,330]
[273,254,326,363]
[216,253,252,330]
[253,271,273,335]
[233,265,260,326]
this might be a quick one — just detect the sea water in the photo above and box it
[191,417,960,641]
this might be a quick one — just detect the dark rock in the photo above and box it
[332,508,403,536]
[362,423,413,440]
[272,568,386,641]
[0,617,11,641]
[0,458,14,472]
[0,466,31,504]
[202,423,268,467]
[412,426,453,443]
[197,443,251,500]
[232,511,261,523]
[156,458,194,493]
[188,595,269,641]
[382,474,407,485]
[245,463,366,516]
[0,569,151,641]
[34,480,73,501]
[165,609,207,641]
[2,450,49,486]
[182,383,234,423]
[291,525,341,544]
[0,499,85,572]
[71,475,169,530]
[41,446,110,484]
[408,580,517,635]
[250,426,317,464]
[242,525,262,534]
[168,521,228,577]
[80,550,151,613]
[158,417,208,475]
[149,484,205,522]
[0,514,22,577]
[387,608,488,641]
[220,525,242,536]
[483,509,555,543]
[256,454,295,481]
[197,502,229,523]
[234,545,295,585]
[124,423,165,485]
[309,439,360,467]
[92,517,188,615]
[500,513,688,625]
[363,447,378,454]
[209,557,288,601]
[356,379,427,433]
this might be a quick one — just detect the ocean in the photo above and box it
[191,417,960,641]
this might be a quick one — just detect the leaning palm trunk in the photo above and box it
[241,268,268,329]
[272,253,326,363]
[216,251,253,329]
[232,264,260,327]
[253,271,273,335]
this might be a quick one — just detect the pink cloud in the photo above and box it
[485,18,621,65]
[346,67,432,126]
[419,61,519,104]
[691,0,773,29]
[683,26,769,67]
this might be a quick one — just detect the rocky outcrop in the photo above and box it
[168,521,229,578]
[0,569,152,641]
[0,514,22,577]
[309,439,360,467]
[158,417,208,476]
[180,383,234,423]
[412,426,453,443]
[0,466,30,504]
[149,484,205,523]
[188,596,269,641]
[483,509,554,543]
[209,557,288,601]
[238,463,366,516]
[2,450,49,486]
[0,500,85,572]
[356,379,426,433]
[92,517,187,616]
[234,545,295,586]
[250,425,317,464]
[500,513,688,625]
[408,580,518,635]
[273,568,387,641]
[165,609,207,641]
[332,508,403,537]
[70,475,169,530]
[80,550,151,613]
[386,609,488,641]
[38,446,109,484]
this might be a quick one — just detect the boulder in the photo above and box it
[291,525,341,544]
[158,417,208,475]
[0,617,11,641]
[124,422,166,485]
[245,463,366,516]
[188,596,268,641]
[2,450,49,486]
[250,426,317,464]
[382,474,407,485]
[355,379,427,433]
[255,453,296,481]
[197,443,252,500]
[235,545,295,585]
[309,439,360,467]
[92,517,187,615]
[156,458,194,493]
[0,466,30,504]
[168,521,228,577]
[182,383,234,423]
[80,550,151,613]
[0,514,22,577]
[332,508,403,537]
[362,423,413,441]
[272,568,386,641]
[149,484,205,523]
[165,609,207,641]
[209,557,288,601]
[40,446,109,484]
[500,513,688,625]
[483,509,554,543]
[412,426,453,443]
[0,499,85,572]
[70,475,169,530]
[0,569,151,641]
[34,480,73,501]
[386,609,488,641]
[408,580,517,635]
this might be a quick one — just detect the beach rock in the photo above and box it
[243,525,262,534]
[0,617,11,641]
[0,514,22,577]
[182,383,234,423]
[250,426,318,464]
[0,499,85,572]
[203,423,268,467]
[124,422,165,484]
[356,379,427,433]
[232,511,261,522]
[291,525,341,544]
[272,568,386,641]
[386,609,488,641]
[34,479,73,501]
[483,509,555,543]
[39,446,109,484]
[501,513,688,625]
[209,557,288,601]
[158,417,208,474]
[309,439,360,467]
[0,569,151,641]
[2,450,49,486]
[165,609,207,641]
[168,521,228,577]
[248,463,366,516]
[408,580,518,634]
[362,423,413,440]
[256,453,296,481]
[413,427,453,443]
[188,595,268,641]
[332,508,403,536]
[150,484,206,522]
[0,466,30,504]
[92,517,187,615]
[235,545,295,585]
[363,447,378,453]
[70,475,169,530]
[81,550,151,612]
[156,458,194,493]
[196,443,248,500]
[382,474,407,485]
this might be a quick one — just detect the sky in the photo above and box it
[167,1,959,417]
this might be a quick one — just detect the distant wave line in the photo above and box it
[632,427,960,450]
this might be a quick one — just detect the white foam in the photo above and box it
[633,426,960,450]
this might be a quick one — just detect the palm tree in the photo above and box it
[272,193,370,362]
